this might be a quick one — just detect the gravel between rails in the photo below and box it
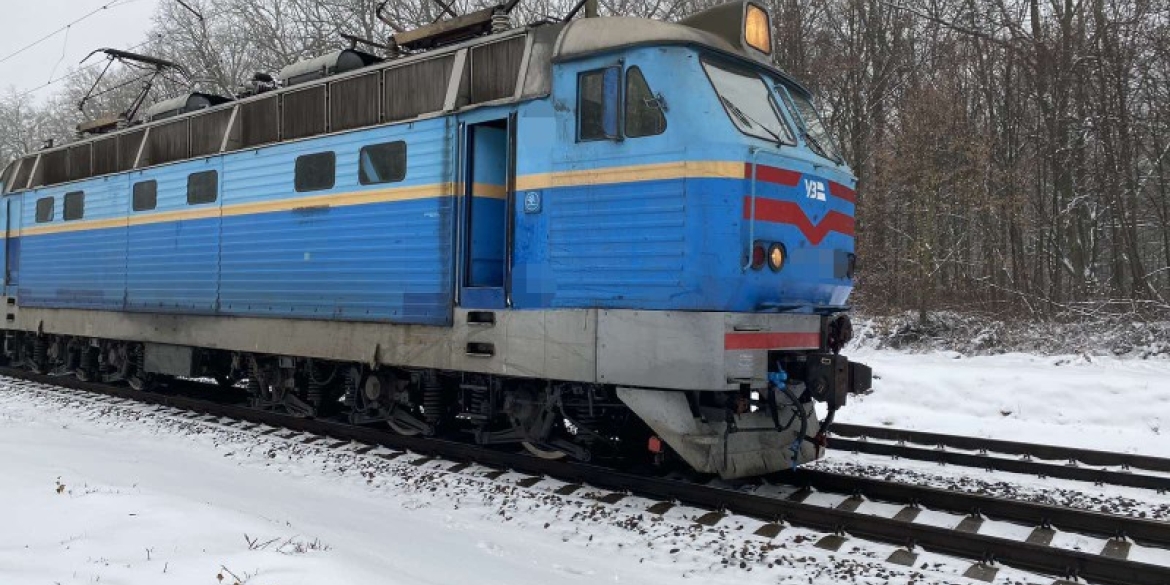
[4,370,1167,585]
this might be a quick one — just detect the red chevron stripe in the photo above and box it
[724,331,822,350]
[743,163,801,186]
[742,198,855,245]
[744,163,857,204]
[829,181,857,204]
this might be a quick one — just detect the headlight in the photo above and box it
[767,243,786,271]
[745,4,772,55]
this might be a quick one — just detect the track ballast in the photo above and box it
[829,423,1170,493]
[3,367,1169,585]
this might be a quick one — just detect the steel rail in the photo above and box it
[830,437,1170,492]
[4,368,1170,585]
[787,468,1170,548]
[832,423,1170,474]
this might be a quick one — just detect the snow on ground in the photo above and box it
[838,348,1170,458]
[3,347,1166,585]
[0,380,1030,585]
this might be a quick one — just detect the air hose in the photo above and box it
[768,367,809,470]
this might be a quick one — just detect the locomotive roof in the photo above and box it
[555,17,738,59]
[2,11,815,192]
[553,16,812,97]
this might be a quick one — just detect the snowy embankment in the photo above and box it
[1,380,1014,585]
[1,346,1166,585]
[837,348,1170,457]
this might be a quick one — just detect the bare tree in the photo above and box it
[2,0,1167,319]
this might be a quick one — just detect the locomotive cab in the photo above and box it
[531,2,856,313]
[509,1,871,475]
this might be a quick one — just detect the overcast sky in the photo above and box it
[0,0,159,101]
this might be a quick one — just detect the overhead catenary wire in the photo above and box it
[0,0,143,67]
[47,18,72,83]
[10,35,161,101]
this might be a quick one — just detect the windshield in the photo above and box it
[701,59,793,145]
[779,87,842,162]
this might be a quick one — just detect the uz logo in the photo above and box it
[805,180,827,202]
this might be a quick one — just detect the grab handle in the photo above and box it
[741,147,760,271]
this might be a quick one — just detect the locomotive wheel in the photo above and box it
[522,441,567,460]
[75,346,98,382]
[366,372,427,436]
[128,374,153,392]
[386,419,422,436]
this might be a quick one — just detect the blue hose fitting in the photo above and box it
[767,369,787,389]
[768,366,805,470]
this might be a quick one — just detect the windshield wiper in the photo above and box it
[771,84,839,160]
[720,95,753,128]
[720,96,782,145]
[800,127,828,157]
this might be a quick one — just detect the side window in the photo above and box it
[0,161,14,194]
[295,152,336,192]
[358,142,407,185]
[775,85,842,162]
[578,67,620,141]
[63,191,84,221]
[35,197,54,223]
[187,170,218,205]
[133,180,157,211]
[625,67,666,138]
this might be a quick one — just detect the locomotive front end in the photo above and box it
[691,3,875,475]
[546,1,873,477]
[602,309,870,478]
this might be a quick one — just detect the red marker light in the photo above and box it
[751,242,766,270]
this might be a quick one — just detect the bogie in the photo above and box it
[0,331,672,468]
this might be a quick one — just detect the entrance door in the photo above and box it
[460,119,511,308]
[4,196,20,288]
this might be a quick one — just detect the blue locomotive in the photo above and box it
[0,1,869,478]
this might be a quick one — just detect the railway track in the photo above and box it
[829,423,1170,493]
[3,367,1169,585]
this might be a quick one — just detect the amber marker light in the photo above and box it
[745,4,772,55]
[768,242,786,272]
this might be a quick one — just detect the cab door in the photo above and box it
[4,195,21,290]
[458,115,514,309]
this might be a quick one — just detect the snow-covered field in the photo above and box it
[0,378,1024,585]
[839,348,1170,457]
[1,348,1167,585]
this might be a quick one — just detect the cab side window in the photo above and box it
[577,68,620,141]
[577,66,666,141]
[625,67,666,138]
